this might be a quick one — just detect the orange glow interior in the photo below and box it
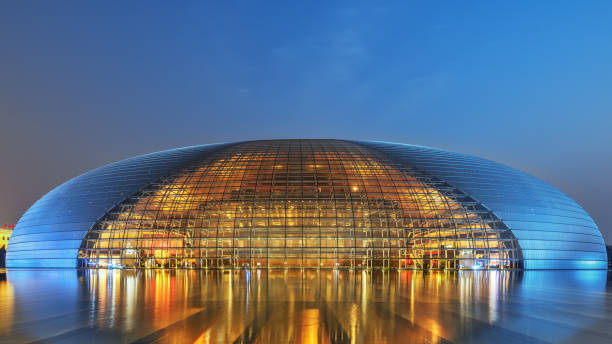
[79,140,520,269]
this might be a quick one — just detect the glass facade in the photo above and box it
[6,143,231,268]
[77,140,521,269]
[7,139,605,270]
[359,141,608,269]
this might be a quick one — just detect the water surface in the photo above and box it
[0,269,610,343]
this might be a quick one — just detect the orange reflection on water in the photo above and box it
[0,271,13,334]
[0,269,608,343]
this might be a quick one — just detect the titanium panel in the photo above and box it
[6,143,232,268]
[354,140,606,269]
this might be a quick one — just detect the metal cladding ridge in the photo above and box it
[6,143,233,268]
[6,139,607,269]
[352,140,607,269]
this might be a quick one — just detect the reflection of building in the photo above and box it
[6,140,607,269]
[1,224,14,267]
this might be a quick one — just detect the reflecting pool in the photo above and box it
[0,269,611,343]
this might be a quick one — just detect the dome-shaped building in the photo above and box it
[6,140,606,270]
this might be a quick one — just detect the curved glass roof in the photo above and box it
[78,140,520,269]
[7,139,605,270]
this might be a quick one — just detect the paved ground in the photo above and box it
[0,269,611,343]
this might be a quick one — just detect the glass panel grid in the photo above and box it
[78,140,522,270]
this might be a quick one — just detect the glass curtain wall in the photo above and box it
[78,140,521,269]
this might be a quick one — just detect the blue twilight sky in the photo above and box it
[1,2,611,240]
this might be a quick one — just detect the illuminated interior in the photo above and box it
[77,140,522,269]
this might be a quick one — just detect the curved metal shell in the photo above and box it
[354,140,606,269]
[6,143,231,267]
[7,140,605,269]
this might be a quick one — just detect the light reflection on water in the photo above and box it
[0,269,610,343]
